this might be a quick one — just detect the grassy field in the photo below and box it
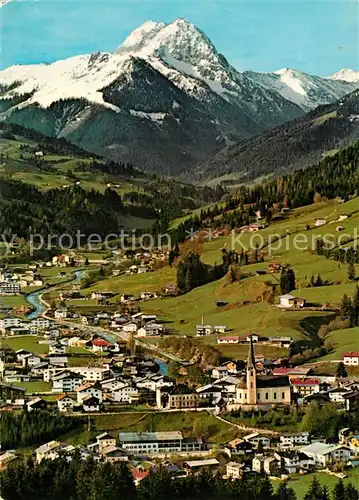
[139,276,330,354]
[282,469,359,498]
[139,197,359,357]
[2,335,92,359]
[13,381,52,393]
[3,336,48,354]
[62,411,238,448]
[315,326,359,361]
[0,295,30,308]
[82,266,176,297]
[69,196,359,361]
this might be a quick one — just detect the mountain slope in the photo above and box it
[0,18,358,175]
[197,90,359,184]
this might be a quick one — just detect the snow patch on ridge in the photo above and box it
[129,109,166,124]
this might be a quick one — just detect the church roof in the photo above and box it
[237,375,290,389]
[256,375,290,388]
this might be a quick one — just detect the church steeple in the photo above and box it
[248,335,256,368]
[246,335,257,405]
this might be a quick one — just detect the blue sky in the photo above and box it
[1,0,358,75]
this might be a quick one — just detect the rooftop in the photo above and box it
[300,442,350,456]
[291,378,320,386]
[119,431,182,443]
[184,458,219,467]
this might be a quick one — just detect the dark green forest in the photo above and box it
[1,410,81,450]
[1,454,358,500]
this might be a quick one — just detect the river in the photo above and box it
[25,269,85,319]
[24,269,168,374]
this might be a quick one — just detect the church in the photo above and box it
[235,337,291,407]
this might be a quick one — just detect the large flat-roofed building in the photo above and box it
[119,431,183,454]
[0,282,21,295]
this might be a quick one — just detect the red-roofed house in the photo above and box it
[217,336,239,344]
[343,352,359,366]
[76,382,103,403]
[131,468,149,487]
[92,338,111,353]
[290,378,321,396]
[272,367,291,376]
[273,366,313,378]
[56,393,76,413]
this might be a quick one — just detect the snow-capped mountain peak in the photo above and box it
[0,17,359,177]
[330,68,359,83]
[115,20,166,55]
[117,18,225,72]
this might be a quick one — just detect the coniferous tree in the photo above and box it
[336,362,348,379]
[344,483,359,500]
[341,294,353,320]
[348,262,356,281]
[304,476,324,500]
[315,274,323,287]
[333,479,346,500]
[274,481,297,500]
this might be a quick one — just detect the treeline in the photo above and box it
[170,201,259,247]
[176,253,224,293]
[340,286,359,327]
[1,456,358,500]
[237,140,359,209]
[0,122,96,158]
[176,250,243,294]
[316,238,359,265]
[76,159,136,176]
[171,140,359,248]
[0,181,156,240]
[200,90,359,182]
[1,410,81,450]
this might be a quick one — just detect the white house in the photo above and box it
[299,442,352,467]
[196,325,213,335]
[35,441,65,463]
[279,294,306,308]
[70,366,111,381]
[76,382,103,403]
[52,371,84,393]
[22,353,41,368]
[0,317,23,332]
[49,342,67,355]
[96,432,117,452]
[82,395,101,412]
[137,323,164,337]
[112,385,139,403]
[226,462,244,479]
[57,394,76,413]
[328,387,350,404]
[343,352,359,366]
[101,378,127,392]
[315,219,327,227]
[0,282,21,295]
[217,336,239,344]
[279,432,310,450]
[31,362,50,377]
[15,349,32,363]
[122,322,138,333]
[243,433,271,448]
[213,325,227,334]
[54,308,68,319]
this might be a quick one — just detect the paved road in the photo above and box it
[39,283,182,363]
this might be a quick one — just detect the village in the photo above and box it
[0,247,359,493]
[2,308,359,486]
